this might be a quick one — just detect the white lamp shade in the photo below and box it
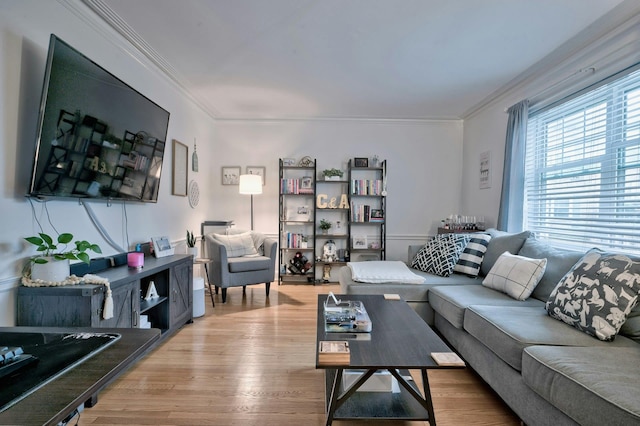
[239,174,263,194]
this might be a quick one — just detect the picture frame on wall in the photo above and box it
[172,139,188,196]
[246,166,266,185]
[480,151,491,189]
[354,157,369,167]
[221,166,241,185]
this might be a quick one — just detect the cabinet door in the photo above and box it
[170,260,192,327]
[95,280,140,328]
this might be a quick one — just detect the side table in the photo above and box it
[194,258,215,308]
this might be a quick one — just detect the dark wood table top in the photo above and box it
[316,294,453,369]
[0,326,160,426]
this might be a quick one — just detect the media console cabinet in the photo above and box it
[17,254,193,339]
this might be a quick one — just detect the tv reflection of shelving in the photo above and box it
[28,34,170,203]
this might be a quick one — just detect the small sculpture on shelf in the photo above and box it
[288,251,311,275]
[322,240,338,263]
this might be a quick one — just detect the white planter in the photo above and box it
[187,246,199,259]
[324,175,342,181]
[31,258,70,283]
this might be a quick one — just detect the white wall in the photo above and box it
[213,118,464,259]
[0,1,465,325]
[0,1,218,325]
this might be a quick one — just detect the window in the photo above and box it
[525,67,640,254]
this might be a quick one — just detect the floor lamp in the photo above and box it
[239,174,263,230]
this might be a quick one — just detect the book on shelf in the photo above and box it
[318,340,350,365]
[430,352,466,366]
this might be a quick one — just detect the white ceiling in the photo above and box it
[89,0,625,121]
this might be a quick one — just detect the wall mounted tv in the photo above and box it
[28,34,170,203]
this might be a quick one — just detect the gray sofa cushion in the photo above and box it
[481,229,532,276]
[523,346,640,425]
[463,305,638,371]
[428,285,542,329]
[517,237,583,302]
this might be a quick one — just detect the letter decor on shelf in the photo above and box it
[316,194,349,209]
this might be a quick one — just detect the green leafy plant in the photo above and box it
[24,232,102,265]
[186,230,197,248]
[319,219,332,231]
[322,168,343,178]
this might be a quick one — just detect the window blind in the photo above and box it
[525,67,640,254]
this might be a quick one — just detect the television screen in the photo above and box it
[28,34,170,203]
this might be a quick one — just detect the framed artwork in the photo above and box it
[300,176,313,189]
[172,139,188,196]
[221,166,241,185]
[480,151,491,189]
[354,157,369,167]
[246,166,266,185]
[151,236,174,258]
[352,235,367,249]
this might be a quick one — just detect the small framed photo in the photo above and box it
[221,166,241,185]
[300,176,313,189]
[246,166,266,185]
[352,235,367,249]
[151,236,174,258]
[354,157,369,168]
[282,158,296,166]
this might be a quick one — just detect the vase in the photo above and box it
[31,257,70,283]
[187,246,199,259]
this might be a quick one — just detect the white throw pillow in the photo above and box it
[211,232,258,258]
[482,252,547,301]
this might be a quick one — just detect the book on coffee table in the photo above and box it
[318,341,350,365]
[430,352,465,367]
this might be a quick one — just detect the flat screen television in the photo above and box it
[28,34,170,203]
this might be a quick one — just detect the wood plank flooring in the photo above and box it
[78,283,521,426]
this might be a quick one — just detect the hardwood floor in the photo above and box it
[78,283,521,425]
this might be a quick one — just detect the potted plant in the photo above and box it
[24,232,102,282]
[186,230,198,258]
[319,219,332,234]
[322,168,344,181]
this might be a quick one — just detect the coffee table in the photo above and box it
[316,294,463,425]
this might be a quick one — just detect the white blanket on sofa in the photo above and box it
[347,261,426,284]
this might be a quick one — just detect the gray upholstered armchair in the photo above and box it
[205,229,277,303]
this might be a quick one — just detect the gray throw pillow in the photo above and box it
[518,238,583,302]
[546,248,640,341]
[480,229,531,276]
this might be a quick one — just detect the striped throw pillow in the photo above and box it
[454,233,492,277]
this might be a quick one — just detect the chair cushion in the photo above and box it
[212,232,258,258]
[482,251,547,301]
[228,255,271,273]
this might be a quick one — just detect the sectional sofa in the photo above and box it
[339,229,640,426]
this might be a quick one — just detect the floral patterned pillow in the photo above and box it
[546,248,640,341]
